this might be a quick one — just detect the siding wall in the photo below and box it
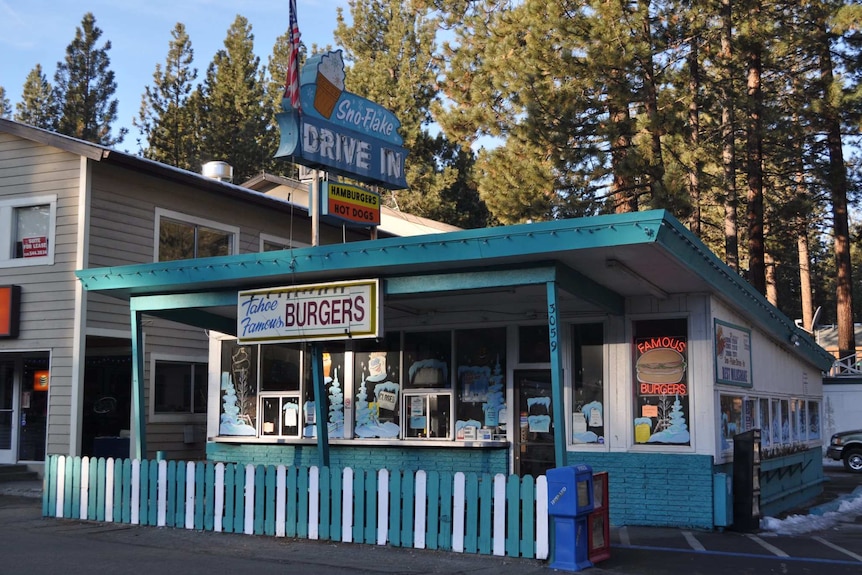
[0,133,83,456]
[84,163,364,460]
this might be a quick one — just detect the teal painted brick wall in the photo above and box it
[206,443,509,476]
[565,452,715,529]
[715,447,823,520]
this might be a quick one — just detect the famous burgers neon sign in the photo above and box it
[635,336,688,396]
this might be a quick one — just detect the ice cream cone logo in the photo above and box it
[314,51,345,118]
[368,351,387,380]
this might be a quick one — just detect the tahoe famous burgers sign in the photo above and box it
[237,279,380,344]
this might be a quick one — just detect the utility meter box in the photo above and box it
[547,464,594,571]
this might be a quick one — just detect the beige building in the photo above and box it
[0,118,453,471]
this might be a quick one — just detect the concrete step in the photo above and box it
[0,465,39,483]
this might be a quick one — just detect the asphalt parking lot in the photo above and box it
[1,464,860,575]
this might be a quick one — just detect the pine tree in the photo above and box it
[54,12,125,145]
[196,15,269,183]
[135,23,200,171]
[0,87,10,118]
[334,0,488,227]
[435,1,684,221]
[812,2,856,357]
[14,64,58,130]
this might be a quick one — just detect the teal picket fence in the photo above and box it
[41,455,549,559]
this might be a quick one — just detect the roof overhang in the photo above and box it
[76,209,834,370]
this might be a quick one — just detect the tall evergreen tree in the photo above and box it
[54,12,125,146]
[196,15,269,183]
[334,0,488,226]
[14,64,58,130]
[135,23,200,171]
[718,0,740,272]
[741,0,767,295]
[813,2,856,357]
[0,87,10,118]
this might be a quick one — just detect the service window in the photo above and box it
[259,394,301,437]
[403,392,452,439]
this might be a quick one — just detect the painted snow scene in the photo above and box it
[354,351,400,438]
[645,395,690,443]
[572,400,603,443]
[633,395,690,445]
[219,346,256,436]
[303,352,346,438]
[457,359,506,431]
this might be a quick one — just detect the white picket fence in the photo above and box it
[43,456,549,560]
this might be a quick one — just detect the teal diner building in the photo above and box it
[76,209,832,529]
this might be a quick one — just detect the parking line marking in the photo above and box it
[746,534,789,557]
[813,536,862,562]
[619,526,630,546]
[682,531,705,551]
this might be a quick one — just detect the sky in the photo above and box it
[0,0,349,152]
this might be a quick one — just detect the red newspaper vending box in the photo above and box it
[588,471,610,564]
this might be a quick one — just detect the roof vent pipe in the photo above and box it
[202,161,234,183]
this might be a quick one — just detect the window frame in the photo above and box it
[216,328,512,445]
[154,208,238,262]
[150,354,209,422]
[631,317,692,448]
[259,232,309,252]
[0,195,57,268]
[402,390,453,439]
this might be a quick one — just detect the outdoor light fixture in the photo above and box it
[606,259,669,300]
[789,333,801,347]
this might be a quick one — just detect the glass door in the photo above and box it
[0,360,18,464]
[513,369,555,478]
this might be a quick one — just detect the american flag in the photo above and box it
[285,0,301,110]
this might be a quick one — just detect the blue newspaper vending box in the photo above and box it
[547,464,594,571]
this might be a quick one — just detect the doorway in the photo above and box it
[0,354,49,464]
[81,336,131,457]
[0,360,17,464]
[514,369,555,478]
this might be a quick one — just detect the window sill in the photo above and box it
[150,413,207,424]
[210,436,509,448]
[0,257,54,268]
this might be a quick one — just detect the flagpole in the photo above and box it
[285,0,318,246]
[312,170,320,247]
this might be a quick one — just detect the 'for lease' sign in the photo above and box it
[237,279,380,344]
